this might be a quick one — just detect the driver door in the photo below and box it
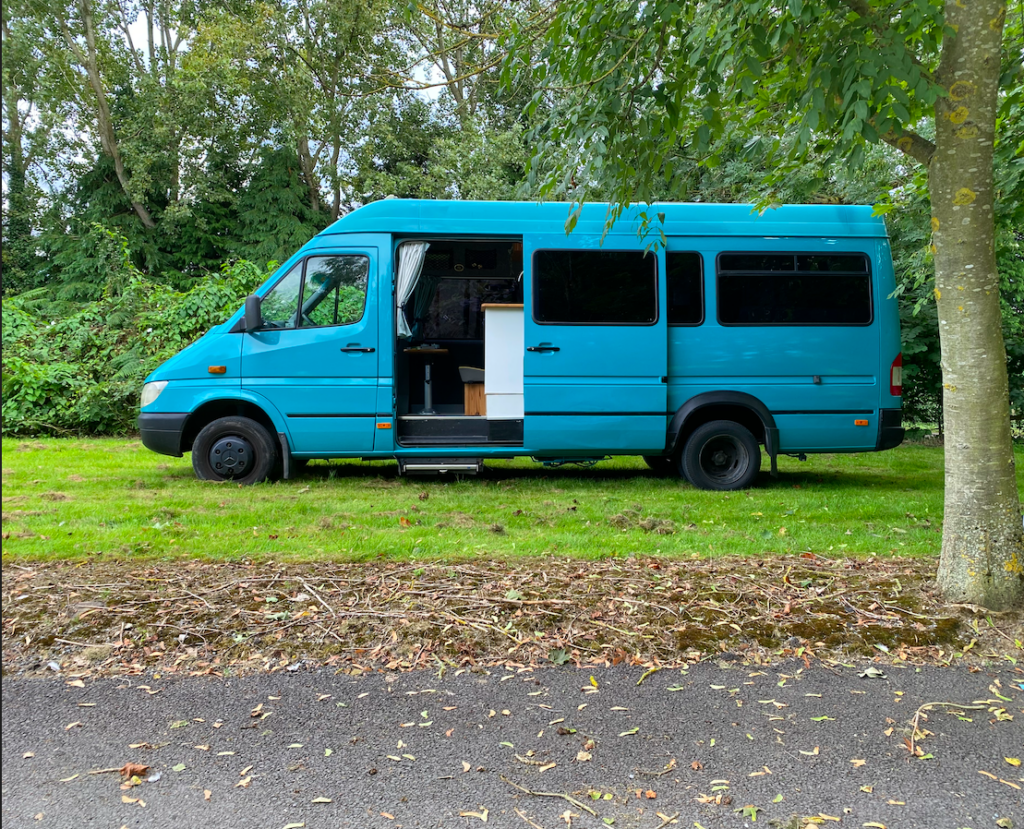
[241,250,378,454]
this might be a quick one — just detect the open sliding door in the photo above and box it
[523,235,668,455]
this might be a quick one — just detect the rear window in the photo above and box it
[717,253,872,325]
[533,249,657,325]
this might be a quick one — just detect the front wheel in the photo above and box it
[679,420,761,491]
[192,416,277,484]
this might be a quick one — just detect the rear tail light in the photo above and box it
[890,353,903,397]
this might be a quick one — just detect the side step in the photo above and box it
[398,458,484,476]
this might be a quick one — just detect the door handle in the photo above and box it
[340,347,375,353]
[527,345,560,353]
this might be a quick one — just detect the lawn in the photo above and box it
[3,438,1023,562]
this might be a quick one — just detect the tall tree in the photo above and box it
[513,0,1024,608]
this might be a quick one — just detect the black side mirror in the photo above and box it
[243,295,262,331]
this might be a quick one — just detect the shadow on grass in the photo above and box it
[290,458,930,493]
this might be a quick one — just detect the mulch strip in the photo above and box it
[3,556,1021,678]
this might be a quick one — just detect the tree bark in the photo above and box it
[931,0,1023,608]
[297,135,322,213]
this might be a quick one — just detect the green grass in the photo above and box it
[3,438,1023,562]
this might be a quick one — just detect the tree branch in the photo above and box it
[881,127,936,166]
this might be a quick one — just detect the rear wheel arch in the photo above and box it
[667,392,776,455]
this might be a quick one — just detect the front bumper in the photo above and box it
[138,412,188,457]
[876,408,905,451]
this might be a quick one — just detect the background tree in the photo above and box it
[510,0,1023,608]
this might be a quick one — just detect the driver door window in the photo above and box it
[260,255,369,329]
[300,256,369,327]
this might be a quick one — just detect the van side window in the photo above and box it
[666,252,703,325]
[533,250,656,324]
[717,252,872,325]
[300,255,369,328]
[260,262,303,328]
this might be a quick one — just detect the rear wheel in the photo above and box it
[192,416,277,484]
[679,420,761,491]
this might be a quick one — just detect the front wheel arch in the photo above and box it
[182,399,280,455]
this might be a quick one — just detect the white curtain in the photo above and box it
[395,241,430,338]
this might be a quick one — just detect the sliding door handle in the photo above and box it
[340,347,375,353]
[527,345,560,353]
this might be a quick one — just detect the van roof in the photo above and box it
[321,199,887,239]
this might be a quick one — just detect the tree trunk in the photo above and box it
[931,0,1023,609]
[68,0,156,229]
[297,135,321,213]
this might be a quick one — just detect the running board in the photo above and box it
[398,458,484,476]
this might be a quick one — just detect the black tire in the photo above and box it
[642,455,674,475]
[192,416,277,484]
[679,420,761,491]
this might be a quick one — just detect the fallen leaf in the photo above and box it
[119,763,149,778]
[171,763,186,772]
[66,680,85,688]
[459,809,489,822]
[619,727,639,737]
[236,776,252,788]
[799,746,820,756]
[204,790,211,801]
[850,759,867,767]
[60,774,79,783]
[282,823,305,829]
[23,752,34,759]
[645,790,657,799]
[1005,757,1021,767]
[65,722,82,731]
[576,750,592,762]
[312,797,332,803]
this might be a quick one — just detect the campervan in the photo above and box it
[138,200,904,490]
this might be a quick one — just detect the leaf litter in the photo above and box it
[2,557,1020,679]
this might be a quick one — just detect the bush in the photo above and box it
[2,229,270,435]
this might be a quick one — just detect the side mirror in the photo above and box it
[243,295,262,332]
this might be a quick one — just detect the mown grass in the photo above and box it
[2,438,1022,562]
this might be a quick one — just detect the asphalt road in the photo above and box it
[3,661,1021,829]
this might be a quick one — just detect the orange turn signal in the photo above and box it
[854,419,869,426]
[208,366,227,374]
[376,422,392,430]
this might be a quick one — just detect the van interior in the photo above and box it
[395,238,524,446]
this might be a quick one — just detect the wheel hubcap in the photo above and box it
[699,436,747,484]
[209,435,252,477]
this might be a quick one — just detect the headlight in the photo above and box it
[141,381,168,408]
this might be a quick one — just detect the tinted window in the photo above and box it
[667,252,703,325]
[718,252,872,325]
[719,253,794,272]
[299,255,369,327]
[533,250,657,324]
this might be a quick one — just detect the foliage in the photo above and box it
[2,230,270,435]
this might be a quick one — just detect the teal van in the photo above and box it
[138,200,904,490]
